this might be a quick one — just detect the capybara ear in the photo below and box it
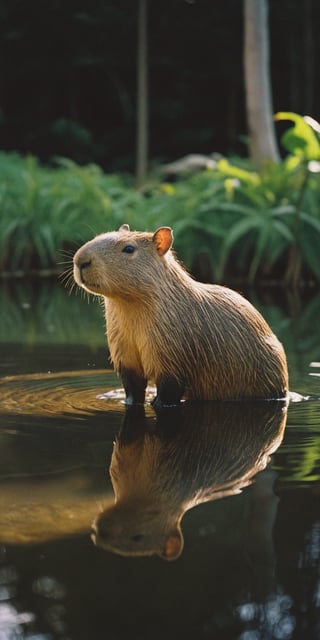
[153,227,173,256]
[119,224,130,232]
[159,528,184,561]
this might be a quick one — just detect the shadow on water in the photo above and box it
[0,280,320,639]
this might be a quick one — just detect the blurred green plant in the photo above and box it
[0,154,141,272]
[171,113,320,284]
[0,112,320,285]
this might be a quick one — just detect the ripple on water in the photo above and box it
[0,369,120,544]
[1,366,320,421]
[0,369,158,420]
[0,369,128,418]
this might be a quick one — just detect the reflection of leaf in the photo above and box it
[275,112,320,160]
[0,281,106,347]
[275,437,320,483]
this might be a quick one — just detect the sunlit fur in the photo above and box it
[73,226,288,400]
[92,401,287,560]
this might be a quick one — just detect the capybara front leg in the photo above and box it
[152,375,185,409]
[120,367,147,405]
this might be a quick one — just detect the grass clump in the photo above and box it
[0,154,140,273]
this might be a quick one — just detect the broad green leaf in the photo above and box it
[275,112,320,160]
[202,201,263,217]
[248,224,270,282]
[223,217,260,250]
[217,158,259,186]
[267,234,288,265]
[271,205,295,216]
[272,220,293,243]
[299,211,320,234]
[175,218,225,238]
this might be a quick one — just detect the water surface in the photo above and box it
[0,281,319,639]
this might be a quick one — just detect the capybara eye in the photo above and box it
[122,245,136,254]
[131,534,144,542]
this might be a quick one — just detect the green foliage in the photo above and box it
[0,153,141,271]
[1,112,320,284]
[170,113,320,283]
[274,112,320,160]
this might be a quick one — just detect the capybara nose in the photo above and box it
[73,249,92,284]
[79,258,92,271]
[74,249,91,269]
[74,250,92,273]
[78,260,92,285]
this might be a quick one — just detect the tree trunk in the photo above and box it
[135,0,148,186]
[244,0,279,165]
[303,0,314,114]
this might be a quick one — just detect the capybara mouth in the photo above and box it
[73,261,102,293]
[81,277,102,292]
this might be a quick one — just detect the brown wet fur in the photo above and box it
[73,225,288,404]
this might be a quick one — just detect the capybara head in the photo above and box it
[73,224,174,299]
[92,501,183,561]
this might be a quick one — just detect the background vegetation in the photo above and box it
[0,113,319,285]
[0,1,319,285]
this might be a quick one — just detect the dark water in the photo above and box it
[0,281,320,640]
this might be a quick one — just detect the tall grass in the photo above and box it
[0,154,142,272]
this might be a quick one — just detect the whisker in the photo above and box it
[59,267,73,281]
[57,260,73,268]
[83,289,92,303]
[60,248,75,258]
[59,268,77,295]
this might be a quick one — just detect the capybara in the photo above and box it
[92,401,287,560]
[73,225,288,407]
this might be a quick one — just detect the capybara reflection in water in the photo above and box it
[92,402,287,560]
[73,225,288,407]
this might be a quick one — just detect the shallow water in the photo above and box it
[0,281,319,640]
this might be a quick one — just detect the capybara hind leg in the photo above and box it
[120,367,147,405]
[152,376,185,409]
